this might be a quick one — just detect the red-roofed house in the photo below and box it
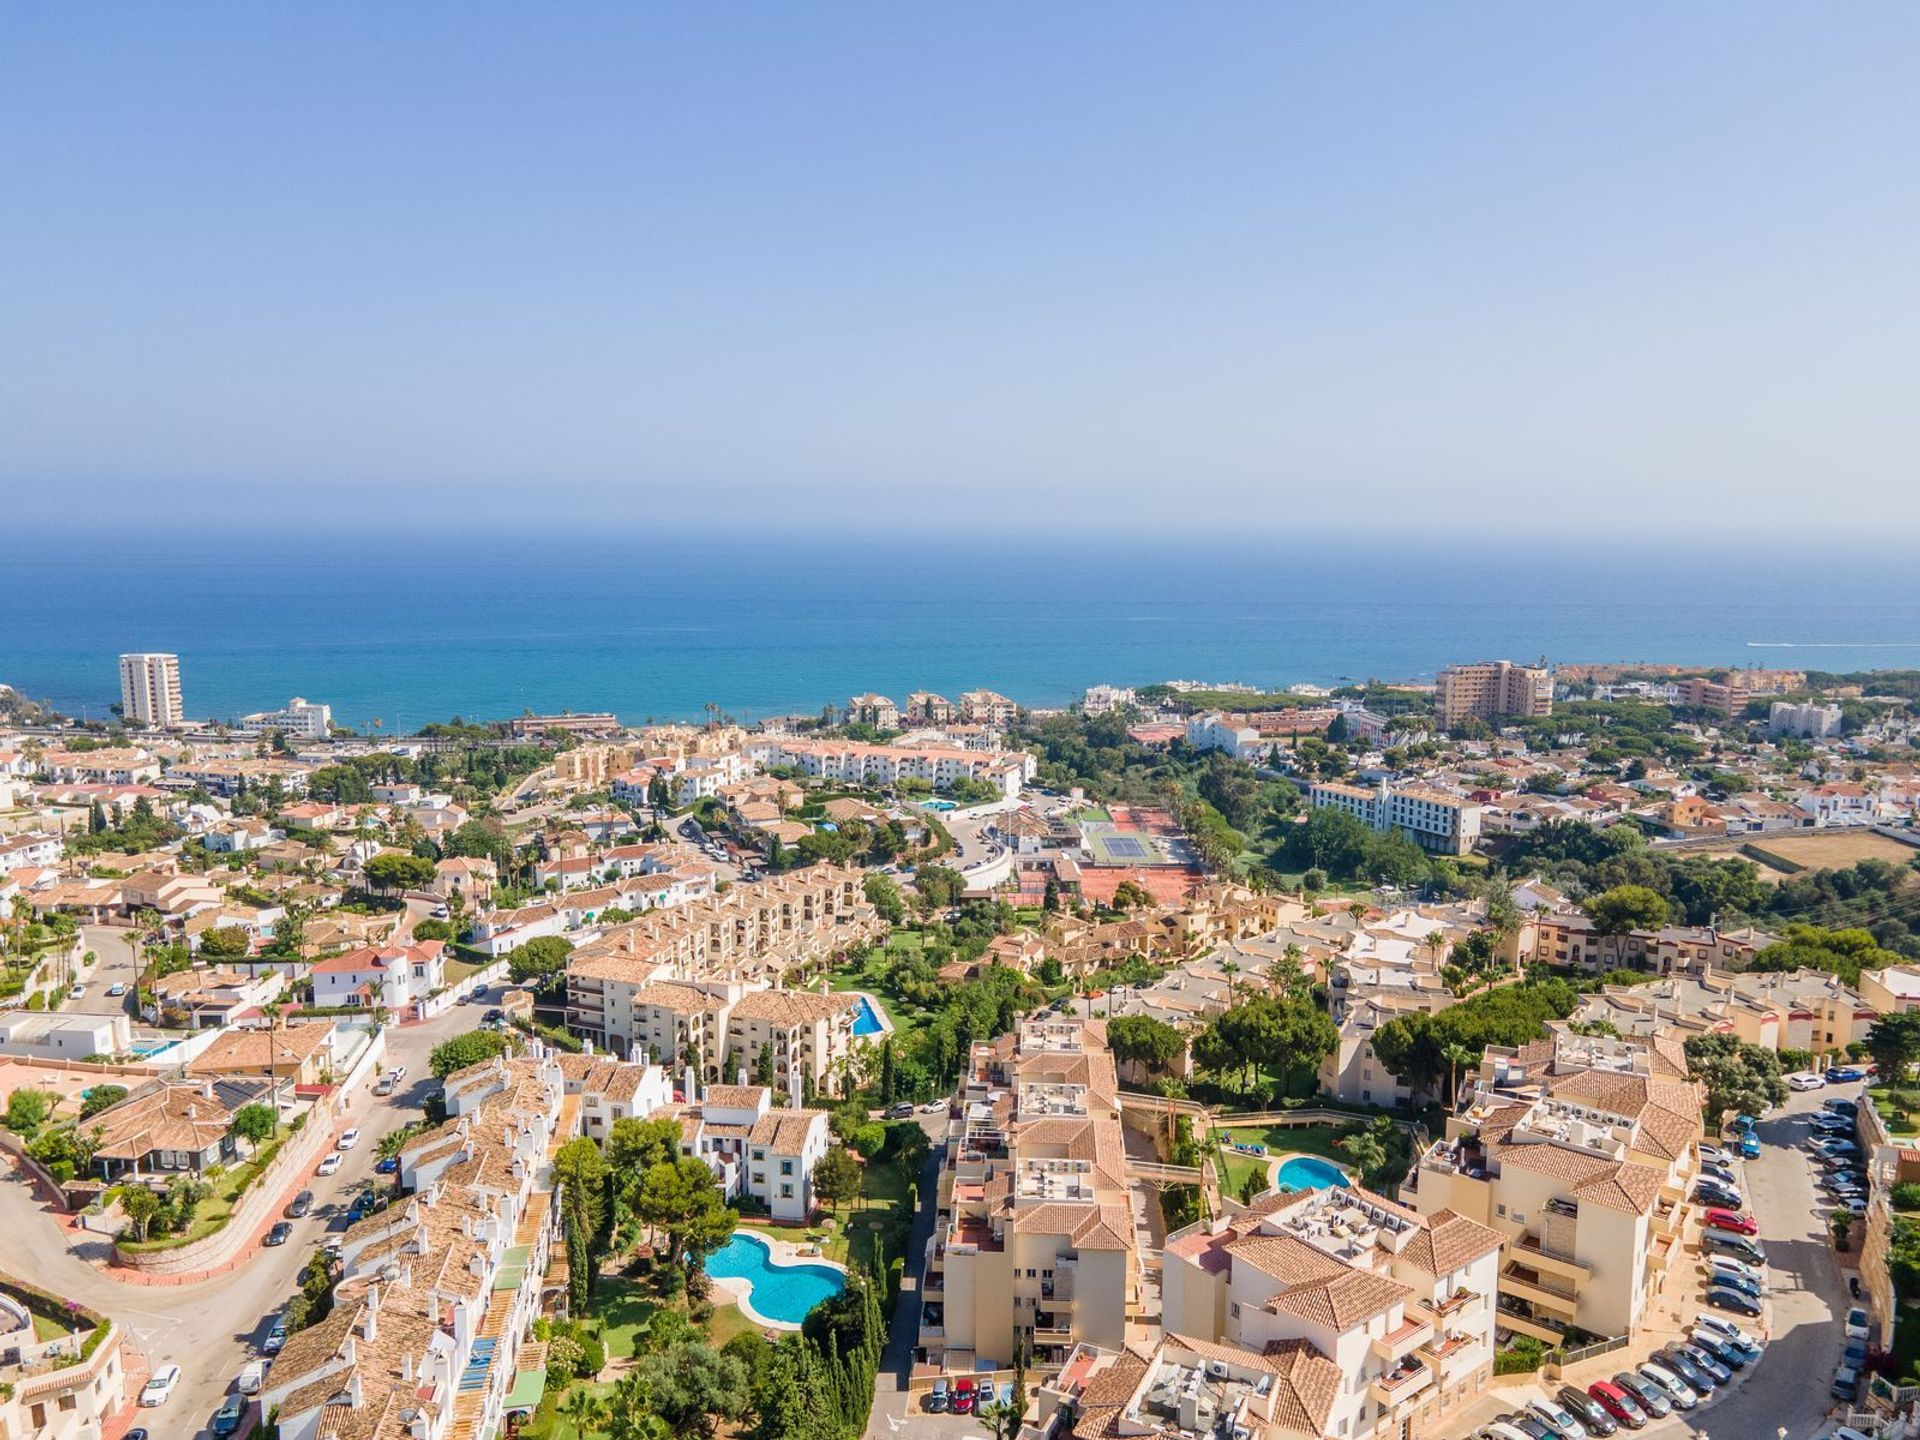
[311,941,447,1013]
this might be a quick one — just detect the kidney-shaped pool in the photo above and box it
[705,1232,847,1326]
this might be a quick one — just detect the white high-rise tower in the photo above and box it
[118,652,184,728]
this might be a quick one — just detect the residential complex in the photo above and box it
[1307,778,1483,855]
[743,735,1034,797]
[1435,660,1551,729]
[237,696,334,739]
[118,650,185,727]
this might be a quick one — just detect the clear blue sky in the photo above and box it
[4,5,1916,538]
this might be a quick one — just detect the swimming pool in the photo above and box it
[704,1232,846,1326]
[851,995,886,1037]
[920,798,957,812]
[1275,1155,1348,1191]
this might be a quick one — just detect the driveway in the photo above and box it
[1458,1083,1859,1440]
[866,1147,941,1439]
[0,1004,476,1437]
[67,923,142,1016]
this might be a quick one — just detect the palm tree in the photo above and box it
[560,1385,607,1439]
[1342,1130,1387,1184]
[1425,930,1447,969]
[1442,1041,1479,1107]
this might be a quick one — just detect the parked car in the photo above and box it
[376,1155,399,1175]
[1738,1132,1761,1158]
[1703,1230,1764,1263]
[1610,1371,1672,1420]
[141,1365,182,1406]
[1702,1253,1762,1286]
[1507,1415,1559,1440]
[1586,1381,1646,1430]
[1697,1145,1733,1166]
[1527,1396,1590,1439]
[1846,1306,1872,1339]
[107,982,128,997]
[1705,1285,1762,1317]
[373,1074,397,1096]
[264,1319,287,1353]
[236,1360,267,1394]
[1833,1364,1861,1401]
[264,1220,294,1246]
[1825,1096,1857,1114]
[1671,1343,1730,1386]
[920,1099,946,1114]
[951,1377,976,1414]
[1787,1071,1826,1090]
[925,1379,949,1413]
[1704,1207,1757,1235]
[1826,1066,1868,1083]
[1478,1424,1534,1440]
[1698,1161,1738,1185]
[1637,1361,1697,1410]
[1692,1313,1750,1345]
[1692,1183,1742,1210]
[1711,1270,1763,1301]
[212,1396,246,1436]
[1556,1386,1616,1437]
[1658,1347,1714,1395]
[1686,1330,1747,1370]
[885,1102,915,1119]
[316,1153,343,1177]
[69,983,86,998]
[337,1128,362,1150]
[1831,1197,1870,1216]
[287,1190,315,1218]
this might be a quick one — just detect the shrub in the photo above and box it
[1894,1183,1920,1212]
[1494,1337,1547,1375]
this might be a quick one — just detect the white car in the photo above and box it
[337,1128,361,1150]
[1698,1146,1734,1167]
[236,1359,267,1394]
[107,982,127,996]
[1788,1071,1827,1091]
[316,1153,343,1177]
[141,1364,181,1406]
[1638,1361,1697,1410]
[1527,1397,1588,1439]
[1846,1307,1872,1339]
[1703,1254,1763,1287]
[920,1099,946,1114]
[70,984,87,998]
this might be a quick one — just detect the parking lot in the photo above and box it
[1447,1080,1861,1439]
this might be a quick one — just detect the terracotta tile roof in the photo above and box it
[726,989,859,1027]
[1259,1339,1344,1433]
[747,1108,825,1155]
[1264,1266,1412,1330]
[1572,1160,1665,1215]
[1402,1209,1505,1276]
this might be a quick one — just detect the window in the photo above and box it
[780,1183,793,1198]
[781,1160,794,1176]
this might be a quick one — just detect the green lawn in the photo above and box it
[443,957,486,987]
[1213,1123,1353,1198]
[593,1277,658,1360]
[1870,1085,1920,1141]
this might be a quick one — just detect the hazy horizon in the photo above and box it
[4,4,1918,539]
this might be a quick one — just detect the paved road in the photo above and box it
[68,924,141,1016]
[0,999,489,1437]
[866,1147,943,1439]
[1629,1082,1858,1440]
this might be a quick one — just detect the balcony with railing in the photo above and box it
[1498,1262,1579,1318]
[1419,1330,1481,1382]
[1371,1311,1436,1365]
[1495,1294,1569,1345]
[1369,1356,1435,1408]
[1510,1233,1590,1283]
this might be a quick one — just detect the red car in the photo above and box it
[1588,1380,1647,1429]
[952,1379,976,1414]
[1704,1208,1757,1236]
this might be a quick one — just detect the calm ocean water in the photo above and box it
[8,537,1920,730]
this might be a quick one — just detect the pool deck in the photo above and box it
[1265,1151,1350,1191]
[712,1226,851,1332]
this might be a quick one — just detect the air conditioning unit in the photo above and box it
[1204,1360,1230,1380]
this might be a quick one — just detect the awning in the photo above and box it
[505,1367,547,1411]
[493,1244,532,1292]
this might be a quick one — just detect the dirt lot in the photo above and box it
[1742,829,1920,871]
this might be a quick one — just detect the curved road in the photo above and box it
[0,999,484,1437]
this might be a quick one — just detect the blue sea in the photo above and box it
[8,536,1920,731]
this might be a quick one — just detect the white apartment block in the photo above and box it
[118,651,184,727]
[1308,778,1483,856]
[1080,684,1137,715]
[237,696,333,740]
[744,736,1034,797]
[847,693,901,729]
[960,689,1019,727]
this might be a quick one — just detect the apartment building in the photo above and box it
[1771,700,1845,738]
[269,1053,571,1440]
[907,691,957,725]
[0,831,63,870]
[1530,915,1775,974]
[743,735,1035,797]
[166,756,313,797]
[119,651,184,727]
[922,1017,1136,1373]
[1571,967,1872,1061]
[960,689,1020,727]
[1186,710,1338,760]
[1435,661,1551,729]
[1408,1057,1703,1343]
[1307,778,1483,856]
[1159,1184,1504,1439]
[724,988,863,1092]
[237,696,333,740]
[1079,684,1137,715]
[564,866,879,1036]
[847,693,901,729]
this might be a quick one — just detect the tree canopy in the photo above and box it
[1684,1032,1787,1119]
[429,1027,515,1078]
[1370,980,1580,1095]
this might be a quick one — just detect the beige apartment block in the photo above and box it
[1436,660,1551,729]
[923,1017,1136,1372]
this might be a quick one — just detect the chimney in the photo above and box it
[348,1372,363,1408]
[736,1067,748,1088]
[402,1352,415,1382]
[683,1063,697,1101]
[363,1297,379,1343]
